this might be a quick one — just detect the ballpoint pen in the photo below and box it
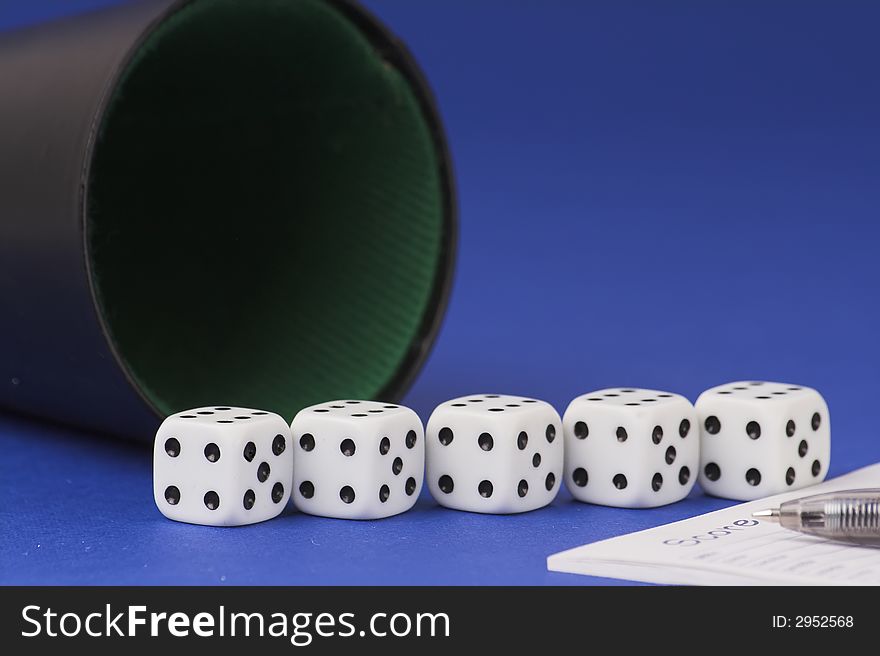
[753,489,880,545]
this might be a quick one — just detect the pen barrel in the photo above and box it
[793,490,880,541]
[821,498,880,537]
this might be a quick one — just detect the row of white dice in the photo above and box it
[562,382,830,507]
[152,381,830,526]
[153,401,424,526]
[152,396,556,525]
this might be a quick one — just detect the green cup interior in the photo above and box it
[86,0,448,419]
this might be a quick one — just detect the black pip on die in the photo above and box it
[290,401,425,520]
[562,389,699,508]
[153,407,292,526]
[696,382,830,501]
[426,395,563,514]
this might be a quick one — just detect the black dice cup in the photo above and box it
[0,0,456,439]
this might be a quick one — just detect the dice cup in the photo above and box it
[0,0,456,439]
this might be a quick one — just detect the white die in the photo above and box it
[153,407,292,526]
[425,394,563,514]
[290,400,424,520]
[562,388,699,508]
[696,381,830,500]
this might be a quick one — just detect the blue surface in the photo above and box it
[2,0,880,585]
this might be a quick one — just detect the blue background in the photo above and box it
[1,0,879,585]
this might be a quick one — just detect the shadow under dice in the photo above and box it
[426,394,563,514]
[563,388,699,508]
[153,407,292,526]
[696,381,830,501]
[290,400,425,520]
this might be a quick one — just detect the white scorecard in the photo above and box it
[548,463,880,585]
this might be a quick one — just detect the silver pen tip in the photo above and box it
[752,508,780,521]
